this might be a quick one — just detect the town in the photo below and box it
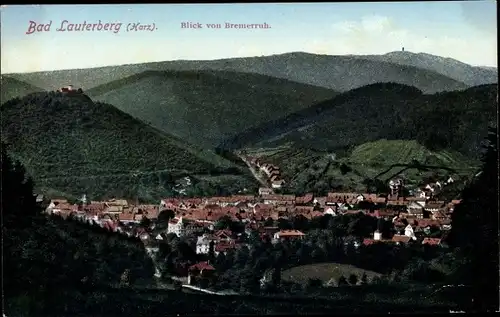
[42,170,458,293]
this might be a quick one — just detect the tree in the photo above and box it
[292,214,309,231]
[263,217,274,227]
[306,278,323,290]
[277,218,292,230]
[140,216,151,228]
[360,273,368,285]
[2,142,40,227]
[348,274,358,285]
[157,209,175,226]
[448,127,499,312]
[339,163,352,175]
[337,275,348,286]
[214,215,233,231]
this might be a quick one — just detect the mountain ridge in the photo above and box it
[352,50,498,86]
[4,50,483,96]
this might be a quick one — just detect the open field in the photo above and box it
[281,263,383,286]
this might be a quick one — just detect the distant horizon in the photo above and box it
[1,49,497,75]
[1,3,497,73]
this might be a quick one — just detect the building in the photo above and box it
[57,84,83,94]
[196,234,213,255]
[259,187,274,196]
[187,261,216,285]
[273,230,306,242]
[167,216,194,237]
[271,180,285,189]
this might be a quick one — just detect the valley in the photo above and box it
[2,47,498,315]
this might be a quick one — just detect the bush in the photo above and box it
[348,274,358,285]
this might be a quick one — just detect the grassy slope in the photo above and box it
[1,76,43,104]
[85,70,337,148]
[246,139,477,193]
[9,52,468,94]
[0,92,256,201]
[281,263,381,286]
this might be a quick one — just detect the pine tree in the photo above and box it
[448,127,499,312]
[337,275,348,286]
[348,274,358,285]
[360,273,368,285]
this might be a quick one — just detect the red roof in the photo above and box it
[215,242,236,253]
[392,235,411,243]
[214,229,233,238]
[422,238,442,246]
[276,230,305,237]
[261,194,296,201]
[189,261,215,271]
[363,238,377,246]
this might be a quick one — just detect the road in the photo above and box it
[236,153,270,188]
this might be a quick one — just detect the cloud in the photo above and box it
[307,15,497,67]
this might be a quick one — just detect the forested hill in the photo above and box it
[85,70,337,149]
[0,91,256,201]
[2,145,155,315]
[225,83,498,159]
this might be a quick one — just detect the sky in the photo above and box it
[0,1,497,73]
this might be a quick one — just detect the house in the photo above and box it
[273,230,305,242]
[118,212,138,224]
[214,229,234,242]
[106,199,129,207]
[167,216,193,237]
[57,84,83,93]
[187,261,216,285]
[295,193,314,205]
[407,201,425,218]
[104,205,124,214]
[374,209,399,220]
[214,241,237,256]
[392,234,412,244]
[422,237,443,246]
[357,193,378,202]
[144,239,160,256]
[262,194,295,205]
[260,226,280,236]
[425,202,444,213]
[196,234,213,255]
[430,210,448,221]
[259,187,274,196]
[271,180,285,189]
[414,189,428,199]
[404,224,417,240]
[324,206,338,216]
[313,197,327,208]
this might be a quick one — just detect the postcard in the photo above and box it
[1,2,498,316]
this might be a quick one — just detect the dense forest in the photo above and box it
[0,92,257,201]
[221,83,497,160]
